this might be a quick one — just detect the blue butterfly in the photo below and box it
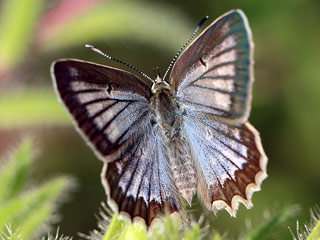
[51,9,267,227]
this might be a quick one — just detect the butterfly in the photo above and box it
[51,9,267,227]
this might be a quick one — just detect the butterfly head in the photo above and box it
[151,75,170,94]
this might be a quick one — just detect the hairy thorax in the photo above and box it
[151,88,179,136]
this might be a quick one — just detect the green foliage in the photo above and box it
[308,218,320,240]
[0,139,33,201]
[150,215,205,240]
[98,213,206,240]
[0,140,73,240]
[0,0,43,70]
[95,204,318,240]
[308,219,320,240]
[291,206,320,240]
[0,89,69,128]
[41,228,73,240]
[97,205,299,240]
[241,205,299,240]
[83,204,208,240]
[0,224,22,240]
[183,223,201,240]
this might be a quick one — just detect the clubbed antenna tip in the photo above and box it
[197,16,209,29]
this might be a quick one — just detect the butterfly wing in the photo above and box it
[101,124,183,226]
[52,60,182,225]
[169,10,267,215]
[51,59,152,162]
[170,9,253,124]
[182,115,267,215]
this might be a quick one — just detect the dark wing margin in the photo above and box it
[170,9,254,124]
[51,59,151,162]
[101,124,183,227]
[183,115,267,216]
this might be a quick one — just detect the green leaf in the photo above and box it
[184,223,201,240]
[101,214,147,240]
[99,213,207,240]
[241,205,299,240]
[121,223,147,240]
[151,215,182,240]
[0,177,72,238]
[0,0,43,70]
[19,203,52,240]
[308,219,320,240]
[0,139,33,202]
[213,233,222,240]
[294,206,320,240]
[102,213,128,240]
[0,127,73,240]
[43,229,73,240]
[0,224,23,240]
[0,142,74,239]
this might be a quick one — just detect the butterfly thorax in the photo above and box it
[151,78,178,133]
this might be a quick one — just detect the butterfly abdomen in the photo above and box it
[168,129,197,206]
[151,88,197,206]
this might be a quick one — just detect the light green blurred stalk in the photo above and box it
[0,89,69,128]
[0,0,43,71]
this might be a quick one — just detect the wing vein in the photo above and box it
[114,109,150,146]
[100,102,133,132]
[183,60,247,88]
[182,99,241,117]
[122,138,145,201]
[189,84,245,97]
[185,26,245,72]
[201,120,246,145]
[215,137,247,165]
[82,97,131,107]
[209,43,249,61]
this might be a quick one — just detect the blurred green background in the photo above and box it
[0,0,319,239]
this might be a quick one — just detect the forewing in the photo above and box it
[170,10,253,124]
[101,124,183,226]
[51,60,151,162]
[183,115,267,216]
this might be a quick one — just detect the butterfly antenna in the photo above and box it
[85,44,154,83]
[162,16,209,81]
